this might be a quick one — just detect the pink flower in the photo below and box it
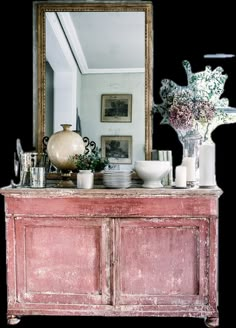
[169,103,194,130]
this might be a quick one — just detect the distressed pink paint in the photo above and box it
[1,187,221,327]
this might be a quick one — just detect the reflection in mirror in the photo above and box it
[35,2,153,169]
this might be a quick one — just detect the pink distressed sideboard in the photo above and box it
[0,187,221,326]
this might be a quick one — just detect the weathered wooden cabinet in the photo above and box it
[0,187,221,326]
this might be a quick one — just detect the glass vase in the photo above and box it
[177,129,202,187]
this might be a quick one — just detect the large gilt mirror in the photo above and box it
[34,1,153,168]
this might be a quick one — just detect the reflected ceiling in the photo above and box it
[47,11,145,74]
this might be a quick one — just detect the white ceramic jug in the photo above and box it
[77,170,94,189]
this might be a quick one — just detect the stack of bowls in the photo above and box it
[103,170,132,189]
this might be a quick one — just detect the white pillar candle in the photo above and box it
[175,165,187,188]
[182,157,196,182]
[199,144,216,187]
[167,150,173,186]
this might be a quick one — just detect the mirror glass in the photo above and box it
[35,2,153,169]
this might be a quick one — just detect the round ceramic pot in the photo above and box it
[47,124,85,170]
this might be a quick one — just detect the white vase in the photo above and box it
[77,170,94,189]
[199,144,216,187]
[47,124,85,171]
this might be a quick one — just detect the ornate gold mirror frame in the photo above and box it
[35,1,153,159]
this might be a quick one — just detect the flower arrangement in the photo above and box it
[70,147,110,172]
[153,60,232,142]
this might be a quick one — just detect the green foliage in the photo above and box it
[71,147,110,172]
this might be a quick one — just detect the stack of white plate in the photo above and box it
[103,170,132,189]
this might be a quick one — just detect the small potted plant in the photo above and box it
[71,147,110,173]
[70,147,110,189]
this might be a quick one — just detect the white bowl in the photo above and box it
[134,160,171,188]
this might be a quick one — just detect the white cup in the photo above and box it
[77,170,94,189]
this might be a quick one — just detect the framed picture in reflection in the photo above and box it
[101,94,132,122]
[101,135,132,164]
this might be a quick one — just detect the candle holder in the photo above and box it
[181,130,202,188]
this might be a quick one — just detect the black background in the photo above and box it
[0,1,235,327]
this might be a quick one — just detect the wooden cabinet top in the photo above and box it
[0,186,222,199]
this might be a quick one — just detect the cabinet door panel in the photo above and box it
[115,218,209,306]
[14,217,111,305]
